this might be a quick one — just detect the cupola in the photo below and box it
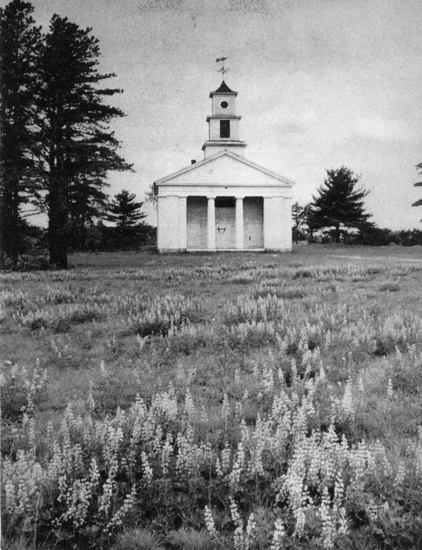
[202,80,247,157]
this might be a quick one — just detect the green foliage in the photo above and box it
[38,14,132,267]
[396,228,422,247]
[1,2,132,267]
[412,162,422,220]
[112,528,165,550]
[126,294,204,338]
[309,167,372,243]
[91,361,138,416]
[106,190,147,229]
[99,223,156,251]
[13,303,106,333]
[0,221,52,271]
[0,363,48,422]
[3,249,51,272]
[353,225,397,247]
[0,0,42,262]
[292,203,311,243]
[166,528,218,549]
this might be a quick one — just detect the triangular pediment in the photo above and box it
[154,150,294,188]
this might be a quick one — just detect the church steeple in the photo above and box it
[202,80,247,157]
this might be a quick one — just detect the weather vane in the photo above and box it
[216,57,229,77]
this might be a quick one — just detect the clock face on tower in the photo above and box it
[220,101,228,109]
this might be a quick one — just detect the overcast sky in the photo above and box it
[6,0,422,229]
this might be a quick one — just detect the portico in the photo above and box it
[202,194,258,251]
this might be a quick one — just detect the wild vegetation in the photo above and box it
[1,247,422,549]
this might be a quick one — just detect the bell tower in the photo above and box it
[202,80,247,157]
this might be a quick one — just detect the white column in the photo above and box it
[235,197,244,249]
[264,196,287,251]
[207,197,216,249]
[179,197,187,250]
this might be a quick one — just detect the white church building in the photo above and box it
[153,80,295,252]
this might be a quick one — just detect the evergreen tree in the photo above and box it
[105,189,146,228]
[0,0,41,263]
[291,202,303,244]
[67,172,108,251]
[310,167,372,243]
[412,162,422,221]
[292,203,315,243]
[35,14,132,268]
[303,203,319,242]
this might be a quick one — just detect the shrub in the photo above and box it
[0,364,48,422]
[354,227,398,246]
[379,281,400,292]
[90,361,138,416]
[1,249,51,272]
[397,229,422,247]
[112,528,165,550]
[130,295,203,337]
[166,528,218,550]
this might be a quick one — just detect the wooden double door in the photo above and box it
[215,198,236,249]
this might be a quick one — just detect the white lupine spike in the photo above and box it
[387,377,393,399]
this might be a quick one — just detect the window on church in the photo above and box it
[220,120,230,138]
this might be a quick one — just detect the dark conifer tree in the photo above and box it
[105,189,146,228]
[67,172,108,251]
[310,167,372,243]
[292,202,302,244]
[292,202,311,243]
[0,0,41,263]
[412,162,422,221]
[36,15,132,268]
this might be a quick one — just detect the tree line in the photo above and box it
[292,166,422,246]
[0,0,152,269]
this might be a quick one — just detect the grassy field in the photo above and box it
[1,245,422,550]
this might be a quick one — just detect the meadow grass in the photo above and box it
[1,245,422,549]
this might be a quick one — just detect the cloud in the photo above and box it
[229,0,269,13]
[352,116,414,141]
[137,0,185,13]
[136,0,269,14]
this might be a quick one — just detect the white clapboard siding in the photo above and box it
[244,197,263,248]
[187,197,207,248]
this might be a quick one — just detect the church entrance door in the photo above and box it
[215,197,235,249]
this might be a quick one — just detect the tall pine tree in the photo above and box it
[67,173,108,251]
[310,167,372,243]
[36,15,132,268]
[0,0,41,263]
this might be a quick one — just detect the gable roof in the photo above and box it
[154,150,295,188]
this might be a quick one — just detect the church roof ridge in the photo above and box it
[209,80,238,97]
